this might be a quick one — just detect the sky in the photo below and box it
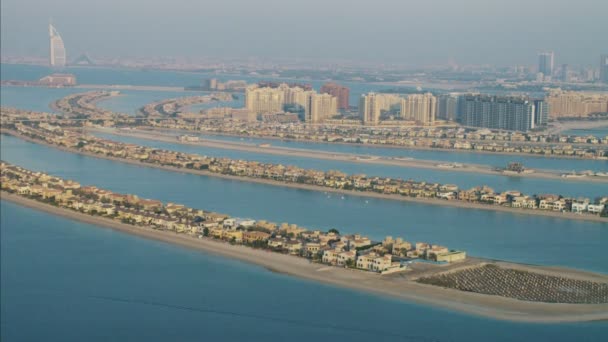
[1,0,607,67]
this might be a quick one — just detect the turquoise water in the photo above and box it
[92,131,608,198]
[190,132,608,173]
[3,63,608,340]
[0,84,242,117]
[563,127,608,137]
[1,63,393,106]
[2,134,607,273]
[2,201,606,341]
[0,86,95,113]
[96,89,208,115]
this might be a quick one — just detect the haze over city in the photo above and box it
[1,0,607,66]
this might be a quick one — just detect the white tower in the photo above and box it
[49,23,67,67]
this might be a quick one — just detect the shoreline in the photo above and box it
[2,130,607,223]
[95,127,608,184]
[546,120,608,135]
[2,192,607,323]
[156,127,607,161]
[75,84,192,92]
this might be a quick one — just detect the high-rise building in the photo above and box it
[245,86,285,114]
[533,99,548,127]
[600,54,608,84]
[205,78,219,90]
[437,94,460,121]
[307,93,337,123]
[538,51,554,78]
[49,24,67,67]
[359,93,381,125]
[320,83,350,110]
[459,95,536,132]
[245,83,337,123]
[400,93,437,124]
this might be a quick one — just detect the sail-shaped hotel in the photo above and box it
[49,24,67,67]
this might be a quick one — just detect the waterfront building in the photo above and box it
[205,78,218,90]
[437,94,460,121]
[545,90,608,118]
[245,84,336,123]
[435,251,467,263]
[600,54,608,84]
[359,93,381,125]
[459,94,536,132]
[538,51,554,79]
[376,94,402,113]
[245,85,285,114]
[49,24,67,67]
[307,93,337,123]
[533,99,548,127]
[400,93,437,124]
[320,82,350,110]
[38,73,76,87]
[359,93,401,125]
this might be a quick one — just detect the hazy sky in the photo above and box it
[1,0,606,66]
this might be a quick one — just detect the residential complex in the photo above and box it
[245,85,285,114]
[545,90,608,119]
[307,93,338,123]
[359,93,381,125]
[3,117,606,218]
[459,95,546,132]
[437,94,460,121]
[1,162,470,276]
[245,84,337,123]
[320,82,350,110]
[359,93,401,125]
[400,93,437,124]
[203,78,248,91]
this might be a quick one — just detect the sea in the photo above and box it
[1,63,608,341]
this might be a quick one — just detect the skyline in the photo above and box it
[1,0,607,67]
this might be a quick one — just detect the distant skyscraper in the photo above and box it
[359,93,381,125]
[533,99,548,127]
[459,95,536,132]
[320,83,350,110]
[560,64,570,82]
[437,94,460,121]
[400,93,437,124]
[245,85,285,114]
[600,54,608,84]
[49,24,67,67]
[306,93,337,123]
[538,51,554,78]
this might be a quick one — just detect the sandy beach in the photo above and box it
[545,120,608,135]
[2,192,607,323]
[2,130,607,223]
[95,127,608,184]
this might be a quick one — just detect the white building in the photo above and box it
[49,24,67,67]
